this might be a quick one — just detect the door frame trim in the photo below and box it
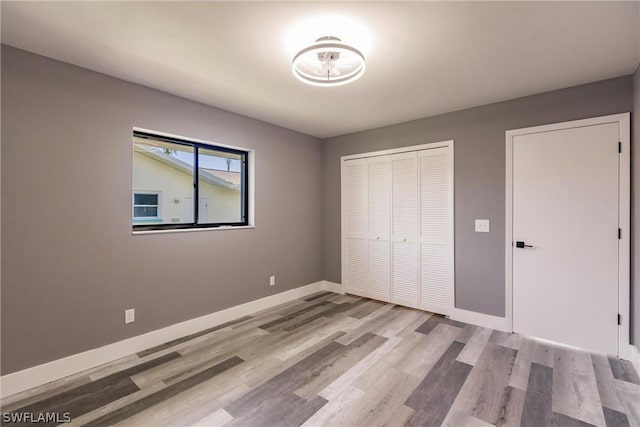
[505,113,630,358]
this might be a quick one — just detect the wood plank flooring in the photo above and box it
[2,292,639,426]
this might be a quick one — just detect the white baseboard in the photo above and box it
[450,308,509,332]
[0,281,325,399]
[628,344,640,373]
[322,280,344,294]
[319,281,507,331]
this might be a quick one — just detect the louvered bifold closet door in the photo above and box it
[391,152,419,308]
[418,147,454,315]
[366,156,391,300]
[343,159,368,295]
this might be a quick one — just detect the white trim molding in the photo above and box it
[340,140,453,162]
[0,281,325,399]
[322,280,345,294]
[324,280,507,332]
[505,113,631,360]
[450,308,509,332]
[628,345,640,375]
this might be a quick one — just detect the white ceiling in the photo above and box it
[2,2,639,139]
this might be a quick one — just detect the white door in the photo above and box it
[512,122,620,355]
[418,147,454,315]
[184,198,209,223]
[391,152,419,308]
[367,156,391,300]
[343,159,368,295]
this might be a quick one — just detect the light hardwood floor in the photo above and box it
[2,292,639,426]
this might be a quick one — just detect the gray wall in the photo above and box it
[633,65,640,349]
[323,77,633,317]
[1,46,324,374]
[2,43,637,375]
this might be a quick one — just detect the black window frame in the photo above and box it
[133,130,249,231]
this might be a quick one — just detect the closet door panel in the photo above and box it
[392,153,418,238]
[366,156,391,299]
[368,159,391,238]
[420,150,449,244]
[369,240,391,298]
[418,147,454,314]
[345,238,367,293]
[392,241,418,308]
[345,159,368,238]
[343,159,368,295]
[420,245,448,308]
[391,152,419,307]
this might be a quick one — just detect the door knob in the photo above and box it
[515,241,533,248]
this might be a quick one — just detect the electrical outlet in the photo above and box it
[125,308,135,324]
[270,276,275,286]
[475,219,490,233]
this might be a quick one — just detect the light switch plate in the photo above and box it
[125,308,135,324]
[475,219,490,233]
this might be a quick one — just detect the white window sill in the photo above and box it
[132,225,255,236]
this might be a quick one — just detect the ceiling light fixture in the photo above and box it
[292,36,366,87]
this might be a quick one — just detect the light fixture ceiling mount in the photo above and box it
[292,36,366,87]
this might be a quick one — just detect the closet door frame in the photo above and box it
[341,140,454,303]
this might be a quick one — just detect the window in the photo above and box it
[132,130,249,231]
[133,192,160,222]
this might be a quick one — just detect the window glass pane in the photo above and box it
[197,148,243,224]
[134,194,158,206]
[133,137,194,224]
[134,206,158,217]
